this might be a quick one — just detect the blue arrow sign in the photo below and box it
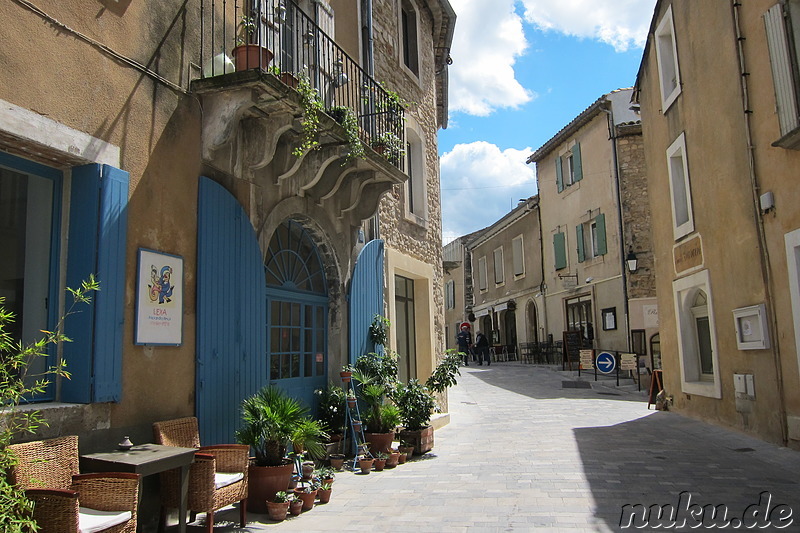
[596,352,616,374]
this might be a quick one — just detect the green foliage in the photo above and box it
[394,378,436,430]
[368,314,390,347]
[328,106,365,164]
[0,276,100,533]
[314,465,335,480]
[273,490,290,503]
[426,349,462,394]
[236,386,327,466]
[314,384,346,434]
[353,351,400,433]
[371,131,405,164]
[236,15,257,46]
[292,73,323,157]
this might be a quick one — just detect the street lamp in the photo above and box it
[626,251,639,273]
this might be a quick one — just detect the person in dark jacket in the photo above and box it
[475,330,490,366]
[456,324,473,366]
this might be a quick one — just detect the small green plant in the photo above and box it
[273,490,290,503]
[375,451,388,460]
[328,105,364,164]
[236,15,257,46]
[314,466,335,481]
[292,73,324,157]
[368,314,391,347]
[371,131,405,164]
[394,378,436,431]
[319,481,333,491]
[0,276,100,533]
[426,349,462,394]
[314,384,346,435]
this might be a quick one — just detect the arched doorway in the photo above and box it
[504,309,517,350]
[526,301,539,344]
[265,219,329,407]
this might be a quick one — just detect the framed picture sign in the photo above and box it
[135,248,183,346]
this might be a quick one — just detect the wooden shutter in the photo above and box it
[554,232,567,270]
[596,213,607,255]
[349,239,385,360]
[573,142,583,182]
[555,156,564,192]
[576,223,585,263]
[764,4,800,136]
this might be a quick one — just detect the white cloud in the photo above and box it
[519,0,656,52]
[448,0,534,116]
[440,142,536,242]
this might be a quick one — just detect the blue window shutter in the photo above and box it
[555,156,564,192]
[576,224,585,263]
[553,232,567,270]
[93,165,129,402]
[349,240,385,361]
[596,213,607,255]
[573,143,583,182]
[63,163,128,403]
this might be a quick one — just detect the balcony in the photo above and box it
[194,0,405,172]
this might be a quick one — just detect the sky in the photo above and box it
[438,0,658,244]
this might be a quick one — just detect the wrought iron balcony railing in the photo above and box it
[200,0,405,170]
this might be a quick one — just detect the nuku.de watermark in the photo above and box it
[620,491,793,529]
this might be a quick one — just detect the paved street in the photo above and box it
[203,362,800,532]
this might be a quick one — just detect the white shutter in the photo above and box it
[764,4,800,136]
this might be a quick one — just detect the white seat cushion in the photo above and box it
[78,507,132,533]
[215,472,244,490]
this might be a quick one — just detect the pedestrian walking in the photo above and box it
[456,323,472,366]
[475,330,490,366]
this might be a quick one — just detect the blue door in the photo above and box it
[348,240,385,363]
[265,220,329,408]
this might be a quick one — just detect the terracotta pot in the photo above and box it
[232,44,273,71]
[301,461,315,480]
[398,452,407,464]
[296,489,317,510]
[279,72,298,88]
[340,371,352,382]
[329,454,345,471]
[385,451,400,468]
[373,458,387,471]
[346,397,357,409]
[247,462,294,514]
[289,499,303,516]
[266,501,289,521]
[398,445,415,458]
[399,426,433,455]
[352,420,362,433]
[364,431,394,455]
[317,487,332,504]
[358,458,374,474]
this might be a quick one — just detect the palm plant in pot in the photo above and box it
[236,385,327,513]
[353,351,401,454]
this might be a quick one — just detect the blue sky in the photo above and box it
[439,0,657,243]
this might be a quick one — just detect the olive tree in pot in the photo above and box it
[353,351,401,454]
[236,386,328,513]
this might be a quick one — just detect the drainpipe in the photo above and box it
[601,104,632,353]
[535,197,549,343]
[731,0,788,445]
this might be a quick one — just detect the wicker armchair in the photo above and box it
[8,435,139,533]
[153,417,248,532]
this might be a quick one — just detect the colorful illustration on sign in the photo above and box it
[136,249,183,346]
[149,265,175,304]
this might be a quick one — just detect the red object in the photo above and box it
[460,322,471,329]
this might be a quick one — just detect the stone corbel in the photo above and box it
[200,88,258,163]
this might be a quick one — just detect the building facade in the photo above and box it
[528,89,656,368]
[635,0,800,447]
[1,0,454,449]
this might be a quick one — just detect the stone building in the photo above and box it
[528,89,657,369]
[634,0,800,448]
[1,0,454,451]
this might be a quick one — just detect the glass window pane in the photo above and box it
[696,316,713,374]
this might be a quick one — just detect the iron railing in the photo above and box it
[200,0,405,170]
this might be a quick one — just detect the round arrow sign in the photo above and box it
[595,352,616,374]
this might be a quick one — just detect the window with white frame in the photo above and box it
[666,133,694,240]
[764,1,800,149]
[673,269,721,398]
[445,280,455,310]
[577,214,607,262]
[512,235,525,277]
[786,228,800,378]
[404,128,426,221]
[555,142,582,193]
[400,0,419,76]
[493,247,504,284]
[655,4,682,112]
[478,256,488,291]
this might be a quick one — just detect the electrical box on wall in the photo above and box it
[732,304,770,350]
[734,373,755,400]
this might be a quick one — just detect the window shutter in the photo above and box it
[555,156,564,192]
[512,236,524,276]
[764,4,800,136]
[554,232,567,270]
[596,213,607,255]
[576,223,585,263]
[573,142,583,181]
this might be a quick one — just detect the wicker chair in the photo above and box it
[153,417,248,532]
[8,435,139,533]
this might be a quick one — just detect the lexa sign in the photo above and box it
[135,248,183,346]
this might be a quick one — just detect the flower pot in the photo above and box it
[296,489,317,510]
[340,371,352,382]
[247,462,294,514]
[385,451,400,468]
[279,72,298,88]
[399,426,433,455]
[352,420,362,433]
[266,501,290,521]
[373,458,387,471]
[398,452,407,464]
[301,461,315,481]
[232,44,273,71]
[317,487,332,504]
[289,499,303,516]
[364,431,394,455]
[328,454,345,471]
[398,445,414,458]
[358,458,374,474]
[346,397,357,409]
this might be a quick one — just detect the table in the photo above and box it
[80,443,196,533]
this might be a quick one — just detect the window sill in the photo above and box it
[403,210,428,229]
[680,379,721,399]
[772,125,800,150]
[10,402,113,441]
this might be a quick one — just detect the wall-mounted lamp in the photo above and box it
[303,30,316,47]
[626,251,639,273]
[275,3,287,23]
[332,58,349,87]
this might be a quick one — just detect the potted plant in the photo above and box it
[385,449,400,468]
[294,482,318,511]
[292,418,330,457]
[346,389,357,410]
[327,105,364,163]
[233,15,273,71]
[314,384,346,450]
[328,453,346,471]
[395,379,436,456]
[317,481,333,504]
[370,131,404,165]
[373,451,388,471]
[289,496,304,516]
[398,440,415,459]
[368,314,391,347]
[236,386,327,513]
[358,455,374,474]
[315,466,335,486]
[340,364,354,383]
[266,491,291,522]
[268,65,298,88]
[354,352,401,454]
